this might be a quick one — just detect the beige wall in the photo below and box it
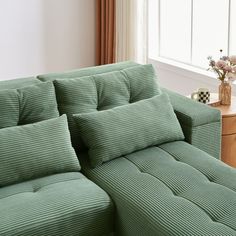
[0,0,96,80]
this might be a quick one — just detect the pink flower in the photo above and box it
[223,65,232,72]
[229,55,236,65]
[215,60,227,69]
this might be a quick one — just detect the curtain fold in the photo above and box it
[96,0,116,65]
[115,0,148,64]
[96,0,148,65]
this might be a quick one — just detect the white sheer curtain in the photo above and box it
[115,0,148,64]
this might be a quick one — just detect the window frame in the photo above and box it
[148,0,234,77]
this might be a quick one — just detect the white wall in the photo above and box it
[0,0,95,80]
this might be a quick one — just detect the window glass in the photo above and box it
[230,0,236,54]
[192,0,229,68]
[159,0,191,63]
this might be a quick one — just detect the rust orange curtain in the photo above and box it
[96,0,116,65]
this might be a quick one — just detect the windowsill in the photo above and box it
[148,56,220,85]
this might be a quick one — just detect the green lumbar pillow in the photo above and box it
[54,64,160,151]
[73,93,184,168]
[0,115,80,187]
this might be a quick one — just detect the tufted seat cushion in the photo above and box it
[0,172,114,236]
[81,141,236,236]
[53,64,160,150]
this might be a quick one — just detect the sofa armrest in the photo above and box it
[161,87,222,159]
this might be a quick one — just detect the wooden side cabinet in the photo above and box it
[213,95,236,167]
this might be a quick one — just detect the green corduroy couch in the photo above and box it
[0,61,236,236]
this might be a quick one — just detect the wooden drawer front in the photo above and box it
[222,116,236,135]
[221,134,236,167]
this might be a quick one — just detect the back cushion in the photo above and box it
[54,64,160,150]
[0,89,19,128]
[124,64,160,101]
[0,77,41,90]
[37,61,138,81]
[0,115,80,187]
[18,82,59,124]
[0,82,59,129]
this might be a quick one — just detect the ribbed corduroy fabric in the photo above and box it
[18,82,59,124]
[162,88,221,127]
[54,75,98,150]
[123,64,160,102]
[81,141,236,236]
[0,89,19,128]
[74,94,184,167]
[0,115,80,187]
[0,172,114,236]
[54,64,160,151]
[162,87,222,159]
[0,82,59,129]
[37,61,138,81]
[182,121,222,159]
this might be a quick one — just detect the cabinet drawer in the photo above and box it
[222,116,236,135]
[221,134,236,167]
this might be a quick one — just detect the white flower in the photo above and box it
[232,66,236,73]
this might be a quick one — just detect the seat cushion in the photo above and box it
[74,94,184,167]
[81,141,236,236]
[0,172,114,236]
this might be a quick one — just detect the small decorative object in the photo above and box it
[191,88,210,104]
[207,49,236,105]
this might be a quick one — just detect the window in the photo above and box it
[148,0,235,69]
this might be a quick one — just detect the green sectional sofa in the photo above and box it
[0,61,236,236]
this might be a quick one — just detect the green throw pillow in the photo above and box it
[54,64,160,152]
[0,115,80,187]
[73,93,184,167]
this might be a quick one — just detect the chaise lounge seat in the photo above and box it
[0,172,113,236]
[81,141,236,235]
[39,61,236,235]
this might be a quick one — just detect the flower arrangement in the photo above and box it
[207,50,236,82]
